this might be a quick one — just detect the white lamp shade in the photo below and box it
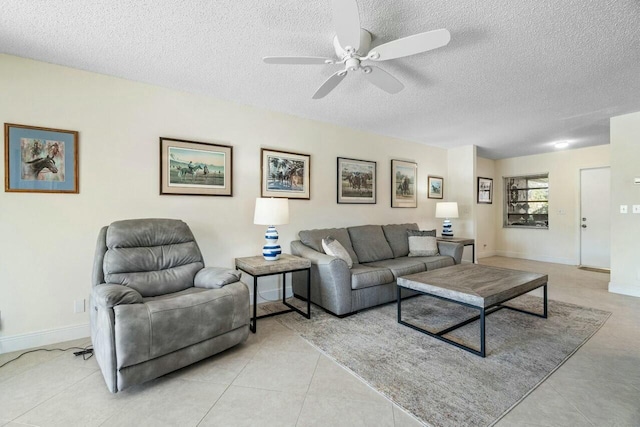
[254,198,290,225]
[435,202,459,218]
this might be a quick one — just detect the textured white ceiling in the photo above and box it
[2,1,639,159]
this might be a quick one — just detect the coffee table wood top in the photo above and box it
[397,264,548,308]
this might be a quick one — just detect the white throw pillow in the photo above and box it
[407,230,439,257]
[322,236,353,268]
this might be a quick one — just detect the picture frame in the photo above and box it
[4,123,79,193]
[427,175,444,199]
[337,157,376,204]
[478,176,493,204]
[160,137,233,196]
[261,148,310,199]
[391,159,417,208]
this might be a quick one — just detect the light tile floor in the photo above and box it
[0,257,638,426]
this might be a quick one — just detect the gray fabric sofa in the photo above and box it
[291,223,463,316]
[90,218,250,393]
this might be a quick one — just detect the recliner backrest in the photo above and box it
[101,219,204,297]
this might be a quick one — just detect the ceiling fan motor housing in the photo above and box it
[333,29,372,59]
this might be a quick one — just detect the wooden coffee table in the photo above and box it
[397,264,548,357]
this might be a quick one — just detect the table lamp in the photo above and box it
[435,202,459,237]
[254,197,289,261]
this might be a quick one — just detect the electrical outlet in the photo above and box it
[633,205,640,214]
[620,205,628,214]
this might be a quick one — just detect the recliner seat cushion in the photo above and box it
[114,287,239,368]
[347,225,394,263]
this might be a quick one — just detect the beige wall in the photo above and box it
[609,111,640,297]
[0,55,449,350]
[494,145,610,264]
[446,145,476,262]
[476,157,498,258]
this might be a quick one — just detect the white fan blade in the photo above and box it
[363,66,404,94]
[331,0,361,51]
[312,71,347,99]
[263,56,334,65]
[368,29,451,61]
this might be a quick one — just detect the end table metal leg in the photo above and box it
[251,276,257,333]
[543,283,548,318]
[282,272,286,304]
[480,308,486,357]
[305,268,311,319]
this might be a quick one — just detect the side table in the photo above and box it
[436,236,475,263]
[235,253,311,333]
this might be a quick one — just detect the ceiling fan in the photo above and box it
[263,0,451,99]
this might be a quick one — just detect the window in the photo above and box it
[504,174,549,229]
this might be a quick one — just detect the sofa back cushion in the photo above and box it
[103,219,204,297]
[299,228,359,264]
[347,225,394,263]
[382,223,419,258]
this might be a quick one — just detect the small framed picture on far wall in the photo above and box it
[477,176,493,204]
[427,175,443,199]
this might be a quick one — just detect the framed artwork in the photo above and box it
[478,176,493,204]
[261,148,310,199]
[337,157,376,204]
[160,137,232,196]
[428,175,444,199]
[391,159,417,208]
[4,123,79,193]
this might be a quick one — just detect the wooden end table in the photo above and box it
[235,254,311,333]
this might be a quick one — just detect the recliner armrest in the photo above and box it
[194,267,242,289]
[94,284,143,308]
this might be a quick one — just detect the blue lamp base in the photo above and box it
[262,225,282,261]
[442,219,454,237]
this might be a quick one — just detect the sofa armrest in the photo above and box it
[437,241,464,264]
[93,284,143,308]
[194,267,242,289]
[291,240,353,315]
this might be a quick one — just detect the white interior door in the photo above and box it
[580,167,611,269]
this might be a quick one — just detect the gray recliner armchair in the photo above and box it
[90,218,249,393]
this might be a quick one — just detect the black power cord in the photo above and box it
[0,344,94,369]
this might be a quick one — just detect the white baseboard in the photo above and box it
[0,323,90,355]
[494,250,576,266]
[608,281,640,298]
[477,250,497,259]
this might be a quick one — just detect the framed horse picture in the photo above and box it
[160,137,233,196]
[261,148,310,199]
[391,159,417,208]
[337,157,376,204]
[4,123,79,193]
[428,175,444,199]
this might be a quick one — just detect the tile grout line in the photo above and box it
[294,351,321,427]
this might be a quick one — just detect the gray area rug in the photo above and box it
[270,295,610,427]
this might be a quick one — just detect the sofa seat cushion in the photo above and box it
[365,258,426,279]
[299,228,359,265]
[114,286,239,368]
[348,225,394,263]
[350,265,394,290]
[382,223,419,258]
[409,255,455,270]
